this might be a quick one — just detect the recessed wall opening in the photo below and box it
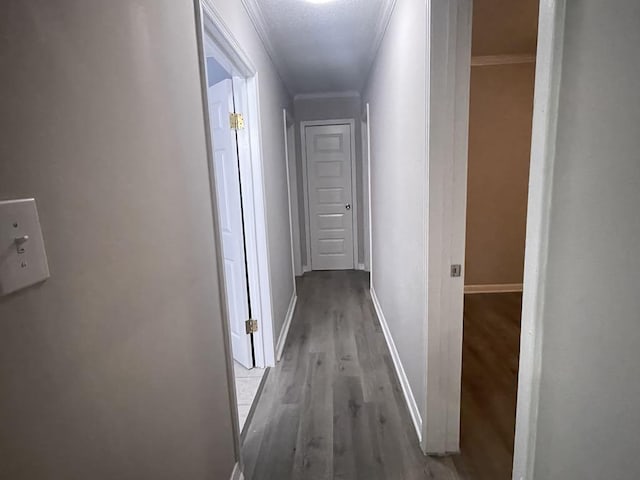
[204,51,265,433]
[458,0,539,478]
[197,2,280,452]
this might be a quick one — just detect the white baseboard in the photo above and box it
[276,293,297,361]
[302,264,312,273]
[230,462,243,480]
[370,287,423,442]
[357,263,366,271]
[464,283,523,294]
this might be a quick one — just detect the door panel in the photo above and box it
[305,124,355,270]
[208,79,253,368]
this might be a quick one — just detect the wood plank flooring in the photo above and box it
[458,293,522,480]
[241,271,464,480]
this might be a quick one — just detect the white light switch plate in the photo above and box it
[0,199,50,295]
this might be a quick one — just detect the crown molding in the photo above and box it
[241,0,295,95]
[471,53,536,66]
[294,90,361,101]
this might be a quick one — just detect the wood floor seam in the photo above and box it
[241,271,465,480]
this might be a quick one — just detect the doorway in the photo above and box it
[452,0,539,478]
[197,1,276,442]
[419,0,544,469]
[207,74,253,370]
[301,119,358,271]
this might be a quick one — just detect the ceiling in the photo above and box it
[242,0,396,95]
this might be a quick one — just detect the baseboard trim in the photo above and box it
[370,286,423,442]
[276,293,297,361]
[356,263,366,271]
[230,462,243,480]
[464,283,523,294]
[302,264,312,273]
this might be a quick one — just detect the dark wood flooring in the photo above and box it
[459,293,522,480]
[241,271,464,480]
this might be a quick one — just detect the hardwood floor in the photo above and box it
[458,293,522,480]
[241,270,464,480]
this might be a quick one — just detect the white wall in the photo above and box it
[362,0,428,434]
[0,1,237,478]
[210,0,294,348]
[528,3,640,479]
[293,95,365,269]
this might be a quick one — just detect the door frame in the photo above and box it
[428,0,566,477]
[300,118,359,271]
[511,2,566,477]
[196,0,276,367]
[283,109,303,277]
[420,0,472,454]
[361,103,372,273]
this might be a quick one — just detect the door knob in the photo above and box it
[345,204,351,210]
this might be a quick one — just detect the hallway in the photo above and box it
[241,271,464,480]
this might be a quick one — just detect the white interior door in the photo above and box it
[208,79,253,369]
[305,124,355,270]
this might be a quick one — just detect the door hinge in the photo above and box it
[451,264,462,277]
[245,318,258,334]
[229,112,245,130]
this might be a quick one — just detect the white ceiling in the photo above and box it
[242,0,396,95]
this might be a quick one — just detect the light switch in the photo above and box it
[0,199,50,295]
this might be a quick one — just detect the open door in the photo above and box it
[207,78,253,369]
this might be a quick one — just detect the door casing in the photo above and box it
[300,118,359,271]
[362,103,372,273]
[431,2,567,480]
[194,0,278,468]
[283,110,303,277]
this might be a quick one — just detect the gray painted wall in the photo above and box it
[0,1,237,479]
[293,95,365,268]
[362,0,428,419]
[532,3,640,479]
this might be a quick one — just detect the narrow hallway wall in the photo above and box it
[0,1,237,478]
[362,0,428,436]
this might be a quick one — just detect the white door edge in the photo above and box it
[282,109,299,289]
[428,0,567,475]
[365,103,372,275]
[512,1,566,478]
